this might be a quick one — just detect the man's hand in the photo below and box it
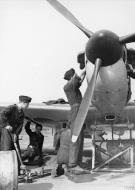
[5,125,13,132]
[20,164,26,170]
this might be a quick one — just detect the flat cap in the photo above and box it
[19,95,32,103]
[77,51,85,63]
[64,68,75,79]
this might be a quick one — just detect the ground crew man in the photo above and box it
[0,95,32,151]
[63,67,86,169]
[53,124,62,153]
[123,48,135,101]
[51,123,71,177]
[77,51,85,70]
[126,48,135,79]
[22,121,44,166]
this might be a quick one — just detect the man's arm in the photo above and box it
[75,69,86,85]
[127,64,135,79]
[79,69,86,84]
[25,121,33,136]
[128,71,135,79]
[0,105,15,129]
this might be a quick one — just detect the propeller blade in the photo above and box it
[46,0,93,38]
[72,58,102,143]
[120,33,135,44]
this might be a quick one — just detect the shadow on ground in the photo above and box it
[19,183,53,190]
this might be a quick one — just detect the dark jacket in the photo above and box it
[0,104,24,151]
[25,122,44,156]
[0,104,24,134]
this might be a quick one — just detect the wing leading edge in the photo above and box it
[0,101,135,127]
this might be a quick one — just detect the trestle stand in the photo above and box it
[91,145,134,172]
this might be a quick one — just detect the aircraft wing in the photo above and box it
[29,101,135,127]
[0,102,71,124]
[26,102,70,124]
[0,101,135,127]
[0,102,97,125]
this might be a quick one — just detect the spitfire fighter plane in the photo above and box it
[2,1,135,188]
[38,0,135,141]
[20,0,135,166]
[4,0,135,151]
[1,0,135,172]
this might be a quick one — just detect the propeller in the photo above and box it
[119,33,135,44]
[72,58,102,143]
[46,0,93,38]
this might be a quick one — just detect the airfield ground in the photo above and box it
[18,126,135,190]
[19,169,135,190]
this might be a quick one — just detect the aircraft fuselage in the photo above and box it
[86,58,129,117]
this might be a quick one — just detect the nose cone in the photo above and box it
[86,30,123,66]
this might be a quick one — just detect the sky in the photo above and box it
[0,0,135,103]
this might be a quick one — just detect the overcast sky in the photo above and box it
[0,0,135,103]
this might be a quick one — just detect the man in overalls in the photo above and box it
[63,67,86,169]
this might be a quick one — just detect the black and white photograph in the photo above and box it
[0,0,135,189]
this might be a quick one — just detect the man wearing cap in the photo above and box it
[126,48,135,79]
[0,95,32,151]
[63,67,86,170]
[77,51,85,70]
[123,48,135,101]
[22,120,44,166]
